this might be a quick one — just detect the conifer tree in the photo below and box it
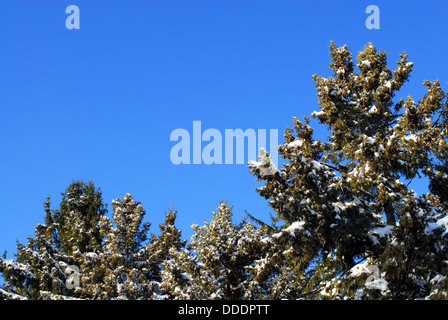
[147,208,186,297]
[249,42,448,299]
[0,222,72,299]
[0,181,107,300]
[159,245,201,299]
[53,181,107,254]
[99,193,153,299]
[161,201,267,300]
[246,220,316,299]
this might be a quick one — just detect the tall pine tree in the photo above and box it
[161,201,267,300]
[0,181,107,300]
[147,208,186,298]
[99,193,153,299]
[249,42,448,299]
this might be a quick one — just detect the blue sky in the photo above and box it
[0,0,447,258]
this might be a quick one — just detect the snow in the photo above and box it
[272,220,305,238]
[247,148,279,176]
[426,215,448,235]
[283,221,305,236]
[368,105,378,114]
[365,277,389,295]
[181,272,192,281]
[430,274,446,285]
[350,261,390,295]
[311,110,325,117]
[437,216,448,234]
[86,252,99,260]
[368,225,394,245]
[329,84,342,96]
[360,60,371,68]
[350,261,370,277]
[248,160,261,168]
[287,139,304,149]
[364,136,375,145]
[0,289,27,300]
[40,291,84,300]
[385,81,392,89]
[2,259,36,279]
[404,134,418,143]
[310,160,325,170]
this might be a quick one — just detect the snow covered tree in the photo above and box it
[161,201,267,300]
[0,181,107,300]
[53,181,107,255]
[249,42,448,299]
[0,222,72,300]
[99,193,153,299]
[159,244,201,299]
[246,219,318,299]
[147,208,186,297]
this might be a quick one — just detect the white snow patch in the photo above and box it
[430,274,446,285]
[247,148,279,176]
[181,272,192,281]
[369,105,378,114]
[368,225,394,245]
[310,160,325,170]
[350,260,370,277]
[404,134,418,143]
[365,277,389,295]
[311,110,325,117]
[427,215,448,235]
[364,136,375,145]
[272,221,306,238]
[86,252,99,260]
[360,60,371,68]
[0,289,27,300]
[287,139,304,149]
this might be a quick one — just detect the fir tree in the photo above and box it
[0,222,70,300]
[147,208,186,297]
[99,193,153,299]
[53,181,107,254]
[246,220,316,299]
[0,181,107,300]
[249,42,448,299]
[161,201,267,300]
[159,245,201,299]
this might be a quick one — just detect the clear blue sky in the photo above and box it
[0,0,447,258]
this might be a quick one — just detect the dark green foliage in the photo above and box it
[249,42,448,299]
[0,180,106,300]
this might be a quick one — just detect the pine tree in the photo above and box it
[249,42,448,299]
[147,208,186,297]
[0,181,107,300]
[53,181,107,254]
[99,193,153,299]
[246,219,316,299]
[159,245,201,299]
[161,201,267,300]
[0,222,70,300]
